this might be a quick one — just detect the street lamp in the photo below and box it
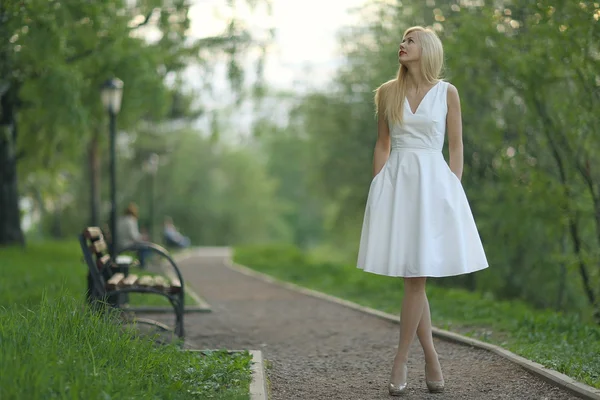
[143,153,159,242]
[100,78,124,259]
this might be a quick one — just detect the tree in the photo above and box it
[38,126,286,247]
[0,0,267,245]
[252,116,325,249]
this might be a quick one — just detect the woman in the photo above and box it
[357,26,488,396]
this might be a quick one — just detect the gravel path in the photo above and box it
[177,249,580,400]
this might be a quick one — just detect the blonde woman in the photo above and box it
[357,26,488,396]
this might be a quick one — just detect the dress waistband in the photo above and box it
[391,145,440,153]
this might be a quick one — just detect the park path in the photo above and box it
[177,248,579,400]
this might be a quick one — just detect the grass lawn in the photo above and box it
[0,240,252,399]
[234,244,600,389]
[0,240,197,307]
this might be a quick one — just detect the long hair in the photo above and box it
[375,26,444,125]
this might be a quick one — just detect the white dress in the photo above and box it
[357,81,489,277]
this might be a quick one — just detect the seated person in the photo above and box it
[163,217,191,248]
[116,202,149,267]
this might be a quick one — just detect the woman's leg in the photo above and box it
[416,295,444,381]
[390,277,427,384]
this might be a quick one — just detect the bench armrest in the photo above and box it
[116,242,185,292]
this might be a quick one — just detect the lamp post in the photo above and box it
[143,153,159,242]
[100,78,124,259]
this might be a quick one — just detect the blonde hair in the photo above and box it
[375,26,444,125]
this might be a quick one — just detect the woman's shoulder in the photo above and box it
[438,79,457,93]
[439,80,460,109]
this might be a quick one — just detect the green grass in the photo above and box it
[0,293,251,399]
[0,240,252,399]
[234,244,600,389]
[0,240,197,307]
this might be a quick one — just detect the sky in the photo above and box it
[187,0,368,90]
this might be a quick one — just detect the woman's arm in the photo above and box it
[447,84,464,181]
[373,87,391,177]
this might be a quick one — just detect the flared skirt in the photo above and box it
[357,149,489,277]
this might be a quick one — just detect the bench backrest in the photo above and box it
[79,227,116,299]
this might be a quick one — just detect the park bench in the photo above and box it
[79,226,185,338]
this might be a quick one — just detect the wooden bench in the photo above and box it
[79,226,185,338]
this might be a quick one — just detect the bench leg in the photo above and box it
[86,272,94,303]
[174,292,185,338]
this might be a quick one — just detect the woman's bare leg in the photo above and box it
[390,277,427,384]
[416,295,443,381]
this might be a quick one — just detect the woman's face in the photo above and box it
[398,32,422,64]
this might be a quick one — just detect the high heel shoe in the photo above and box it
[388,364,408,396]
[425,364,445,393]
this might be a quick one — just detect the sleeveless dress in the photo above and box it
[357,81,489,277]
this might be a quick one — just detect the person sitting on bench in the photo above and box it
[163,216,191,248]
[116,202,149,267]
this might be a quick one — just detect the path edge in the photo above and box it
[225,260,600,400]
[249,350,269,400]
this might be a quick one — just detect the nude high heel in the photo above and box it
[389,364,408,396]
[425,364,445,393]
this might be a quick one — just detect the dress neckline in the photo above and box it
[405,81,442,115]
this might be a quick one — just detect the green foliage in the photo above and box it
[33,126,287,246]
[0,294,252,399]
[251,118,325,249]
[0,0,270,245]
[3,1,183,172]
[120,129,286,246]
[234,244,600,388]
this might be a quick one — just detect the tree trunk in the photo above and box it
[88,130,101,227]
[0,89,25,246]
[50,206,63,239]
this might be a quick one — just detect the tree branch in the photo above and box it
[130,9,155,30]
[65,40,115,65]
[533,92,600,250]
[65,9,157,65]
